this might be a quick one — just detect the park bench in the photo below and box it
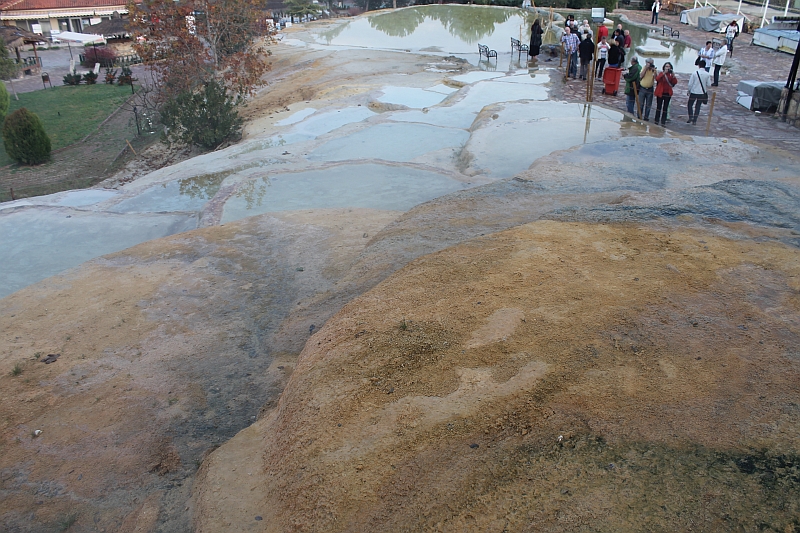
[511,37,529,60]
[621,0,646,8]
[662,24,680,38]
[478,43,497,61]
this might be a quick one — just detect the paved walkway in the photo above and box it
[554,9,800,154]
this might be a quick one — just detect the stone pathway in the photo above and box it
[554,9,800,153]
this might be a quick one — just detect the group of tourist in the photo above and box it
[548,16,737,127]
[622,56,679,125]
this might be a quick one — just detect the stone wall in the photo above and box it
[777,87,800,127]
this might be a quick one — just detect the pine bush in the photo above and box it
[2,107,52,165]
[159,80,243,150]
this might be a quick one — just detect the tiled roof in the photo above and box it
[0,0,126,11]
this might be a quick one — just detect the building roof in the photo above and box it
[0,24,42,47]
[85,13,129,37]
[0,0,124,12]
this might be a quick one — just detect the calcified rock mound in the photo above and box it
[0,208,396,532]
[197,220,800,532]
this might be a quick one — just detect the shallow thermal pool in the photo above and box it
[1,6,688,299]
[317,6,699,73]
[220,164,470,223]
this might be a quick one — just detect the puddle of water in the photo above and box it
[451,71,505,83]
[0,190,118,211]
[54,190,119,207]
[220,164,468,223]
[387,75,550,129]
[378,86,451,108]
[110,173,228,214]
[292,106,376,137]
[426,84,460,95]
[460,79,548,107]
[561,12,698,73]
[0,209,197,299]
[466,101,633,179]
[493,72,551,85]
[308,122,470,162]
[316,5,539,55]
[276,108,317,126]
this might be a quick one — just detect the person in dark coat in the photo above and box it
[529,19,544,58]
[578,31,594,80]
[607,40,624,68]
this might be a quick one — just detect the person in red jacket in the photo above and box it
[597,23,609,41]
[654,61,678,126]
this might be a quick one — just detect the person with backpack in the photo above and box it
[687,60,711,125]
[654,61,678,126]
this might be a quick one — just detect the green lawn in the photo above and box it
[0,83,135,167]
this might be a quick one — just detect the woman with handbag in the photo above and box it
[687,60,711,125]
[697,42,714,72]
[654,61,678,126]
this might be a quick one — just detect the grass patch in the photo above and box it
[11,363,22,376]
[0,84,135,167]
[58,512,78,531]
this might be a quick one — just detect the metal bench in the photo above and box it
[478,43,497,62]
[662,24,680,38]
[511,37,529,60]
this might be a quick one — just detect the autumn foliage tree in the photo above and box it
[128,0,269,148]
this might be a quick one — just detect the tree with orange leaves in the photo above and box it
[128,0,270,148]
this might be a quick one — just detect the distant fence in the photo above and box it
[78,54,142,68]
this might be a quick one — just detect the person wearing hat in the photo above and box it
[624,57,642,115]
[638,58,657,121]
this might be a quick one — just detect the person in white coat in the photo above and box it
[687,60,712,124]
[710,43,727,86]
[651,0,661,24]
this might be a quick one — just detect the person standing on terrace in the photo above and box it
[624,57,642,115]
[579,31,595,80]
[529,19,544,58]
[596,35,610,78]
[651,0,661,25]
[654,61,678,126]
[597,22,609,42]
[725,20,739,54]
[562,26,580,79]
[623,30,632,67]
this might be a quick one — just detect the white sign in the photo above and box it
[90,17,101,25]
[31,23,42,34]
[186,15,196,35]
[591,7,606,23]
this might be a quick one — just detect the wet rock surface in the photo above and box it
[1,8,800,533]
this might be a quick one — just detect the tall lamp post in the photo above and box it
[587,7,606,102]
